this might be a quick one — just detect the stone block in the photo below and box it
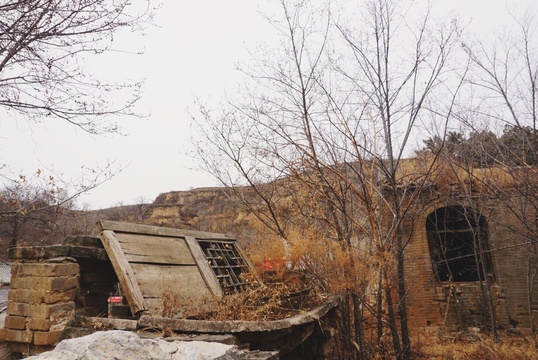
[49,309,75,331]
[33,331,63,346]
[44,289,76,304]
[34,302,75,320]
[7,301,75,319]
[65,235,103,247]
[12,263,79,278]
[6,302,34,318]
[4,315,27,330]
[8,246,70,260]
[68,246,109,261]
[8,289,76,304]
[11,276,78,291]
[7,289,32,304]
[0,328,33,343]
[27,318,52,331]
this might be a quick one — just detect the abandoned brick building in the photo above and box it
[399,165,538,330]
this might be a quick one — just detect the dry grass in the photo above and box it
[161,287,187,319]
[412,329,538,359]
[199,277,326,322]
[160,271,325,322]
[160,273,538,359]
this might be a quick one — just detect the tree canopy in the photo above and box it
[417,125,538,167]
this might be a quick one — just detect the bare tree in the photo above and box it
[0,1,153,241]
[133,196,152,223]
[462,12,537,134]
[456,12,538,334]
[194,1,463,358]
[0,164,117,247]
[0,0,154,133]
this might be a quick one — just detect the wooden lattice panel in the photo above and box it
[197,240,250,294]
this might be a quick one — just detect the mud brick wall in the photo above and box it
[0,261,78,347]
[402,194,538,330]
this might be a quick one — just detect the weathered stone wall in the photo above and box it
[0,261,78,351]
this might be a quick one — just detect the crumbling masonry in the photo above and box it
[401,181,538,331]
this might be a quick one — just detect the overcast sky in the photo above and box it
[1,0,534,210]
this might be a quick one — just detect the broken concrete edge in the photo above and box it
[138,295,339,333]
[76,316,138,332]
[73,295,338,335]
[71,296,339,334]
[64,236,103,248]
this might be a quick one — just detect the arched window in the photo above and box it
[426,206,491,282]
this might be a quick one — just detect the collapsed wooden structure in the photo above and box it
[0,221,338,359]
[96,220,258,316]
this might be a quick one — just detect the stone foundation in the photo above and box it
[0,261,78,352]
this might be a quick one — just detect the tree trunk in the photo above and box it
[528,258,538,335]
[339,294,355,359]
[376,269,384,356]
[384,277,402,359]
[396,231,411,359]
[352,293,367,360]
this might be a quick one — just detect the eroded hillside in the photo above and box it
[71,186,273,256]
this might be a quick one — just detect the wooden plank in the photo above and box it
[99,230,147,315]
[145,298,165,316]
[185,236,223,296]
[144,296,215,319]
[130,263,211,299]
[234,241,264,286]
[97,220,235,240]
[114,233,195,265]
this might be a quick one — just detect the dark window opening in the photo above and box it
[426,206,491,282]
[197,239,250,294]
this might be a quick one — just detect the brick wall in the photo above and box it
[0,261,78,349]
[403,194,538,330]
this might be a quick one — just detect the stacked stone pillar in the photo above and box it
[0,261,78,351]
